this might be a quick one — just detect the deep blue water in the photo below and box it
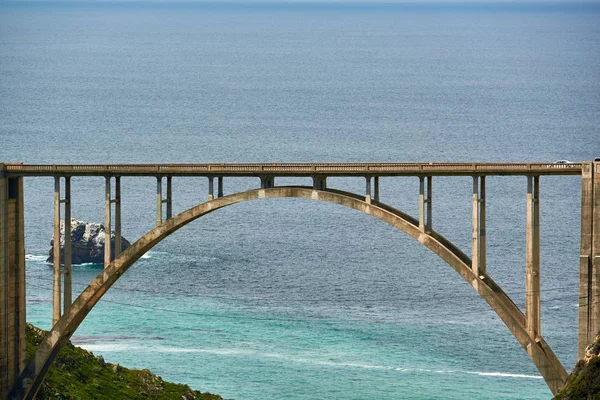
[1,2,599,399]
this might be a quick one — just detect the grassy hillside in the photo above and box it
[26,324,224,400]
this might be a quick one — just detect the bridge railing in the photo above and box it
[2,162,584,176]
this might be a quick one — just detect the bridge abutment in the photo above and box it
[579,162,600,359]
[0,165,26,400]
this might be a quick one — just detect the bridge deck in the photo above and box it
[1,162,584,177]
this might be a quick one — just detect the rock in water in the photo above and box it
[47,219,131,265]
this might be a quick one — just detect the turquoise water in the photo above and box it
[2,2,600,399]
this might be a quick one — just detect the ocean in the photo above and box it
[1,2,599,398]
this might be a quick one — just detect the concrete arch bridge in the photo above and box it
[1,162,598,399]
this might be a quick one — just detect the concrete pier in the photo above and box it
[579,162,600,359]
[0,165,26,400]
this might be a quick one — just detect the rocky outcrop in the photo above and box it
[47,219,131,265]
[554,334,600,399]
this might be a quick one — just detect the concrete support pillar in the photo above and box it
[594,164,600,345]
[166,176,173,219]
[52,176,61,325]
[365,177,372,204]
[374,177,380,202]
[218,176,223,198]
[312,176,327,191]
[480,176,487,275]
[156,177,163,226]
[419,176,432,232]
[471,176,486,276]
[419,176,425,232]
[472,176,480,276]
[579,162,600,359]
[114,177,122,258]
[0,170,7,399]
[426,176,432,232]
[260,176,274,189]
[104,177,112,269]
[63,177,72,315]
[208,177,214,200]
[0,167,26,399]
[526,175,541,339]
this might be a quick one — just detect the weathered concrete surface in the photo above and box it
[3,162,585,177]
[11,187,568,399]
[0,168,26,400]
[46,219,131,265]
[579,163,600,360]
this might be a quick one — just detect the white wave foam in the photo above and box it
[309,360,387,370]
[140,250,171,259]
[74,343,543,380]
[270,358,535,381]
[79,343,137,352]
[82,343,255,356]
[26,254,48,261]
[466,371,543,379]
[133,346,256,356]
[444,320,476,326]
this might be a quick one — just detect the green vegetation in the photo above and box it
[554,334,600,400]
[26,324,223,400]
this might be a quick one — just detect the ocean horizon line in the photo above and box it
[2,0,599,11]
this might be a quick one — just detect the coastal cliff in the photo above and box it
[553,334,600,399]
[26,324,223,400]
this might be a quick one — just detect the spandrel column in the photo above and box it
[526,175,541,339]
[208,177,214,200]
[156,176,163,226]
[104,176,112,269]
[472,176,480,275]
[63,177,72,314]
[471,176,486,277]
[114,177,122,257]
[52,176,61,325]
[166,176,173,219]
[426,176,432,232]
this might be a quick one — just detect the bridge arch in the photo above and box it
[12,186,568,399]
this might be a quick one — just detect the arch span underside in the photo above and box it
[11,186,568,399]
